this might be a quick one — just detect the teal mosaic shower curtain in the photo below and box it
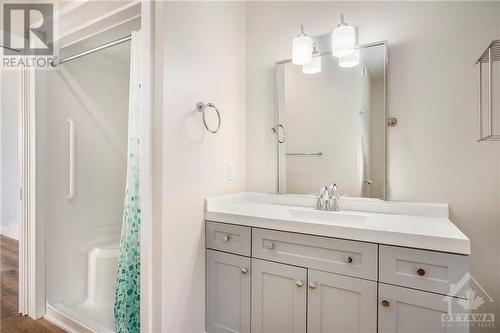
[114,30,142,333]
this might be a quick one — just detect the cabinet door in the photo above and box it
[379,283,468,333]
[251,258,307,333]
[206,250,250,333]
[308,270,377,333]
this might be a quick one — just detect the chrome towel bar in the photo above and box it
[197,102,221,134]
[286,152,323,157]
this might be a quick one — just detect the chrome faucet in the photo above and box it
[316,186,329,210]
[328,183,340,212]
[315,184,340,211]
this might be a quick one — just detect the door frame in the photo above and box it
[18,1,158,329]
[139,1,158,331]
[18,62,46,318]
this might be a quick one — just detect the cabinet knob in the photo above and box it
[241,267,248,274]
[265,241,275,250]
[296,280,304,287]
[381,299,390,307]
[345,256,353,264]
[308,282,317,289]
[222,234,230,242]
[416,268,426,276]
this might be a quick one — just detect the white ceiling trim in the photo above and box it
[60,14,140,49]
[56,0,140,46]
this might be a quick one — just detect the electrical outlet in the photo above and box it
[227,161,235,181]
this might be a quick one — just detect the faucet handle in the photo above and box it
[328,183,338,198]
[321,186,330,200]
[328,183,340,212]
[315,196,323,210]
[316,187,328,210]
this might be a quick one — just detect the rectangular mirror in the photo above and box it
[275,41,387,198]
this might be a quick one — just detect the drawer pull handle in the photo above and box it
[241,267,248,274]
[345,256,353,264]
[381,299,390,307]
[296,280,304,287]
[308,282,317,289]
[222,234,230,242]
[416,268,426,276]
[265,241,275,250]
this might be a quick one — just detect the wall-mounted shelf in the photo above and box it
[476,39,500,142]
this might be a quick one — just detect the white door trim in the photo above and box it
[139,1,158,331]
[19,61,46,319]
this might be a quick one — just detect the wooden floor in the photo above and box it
[0,235,66,332]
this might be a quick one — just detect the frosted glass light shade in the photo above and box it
[292,35,313,65]
[303,55,321,74]
[339,48,359,68]
[332,25,356,58]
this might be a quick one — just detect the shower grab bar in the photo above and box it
[67,119,75,201]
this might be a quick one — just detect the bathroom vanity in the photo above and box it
[205,193,470,333]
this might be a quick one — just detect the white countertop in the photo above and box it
[205,192,470,255]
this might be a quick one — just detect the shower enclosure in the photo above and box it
[45,39,131,332]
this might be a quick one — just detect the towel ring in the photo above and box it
[197,102,221,134]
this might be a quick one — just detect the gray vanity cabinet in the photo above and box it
[251,259,307,333]
[206,249,251,333]
[307,270,377,333]
[378,284,468,333]
[205,221,470,333]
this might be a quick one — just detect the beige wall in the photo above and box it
[161,2,247,332]
[245,2,500,330]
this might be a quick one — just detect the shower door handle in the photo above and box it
[66,119,75,201]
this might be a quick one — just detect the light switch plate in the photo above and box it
[227,161,235,181]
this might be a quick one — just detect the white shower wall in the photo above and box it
[45,42,130,329]
[0,70,20,240]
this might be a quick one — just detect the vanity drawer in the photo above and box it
[252,228,377,280]
[206,221,251,256]
[379,245,469,297]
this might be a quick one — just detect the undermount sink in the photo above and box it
[287,208,368,226]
